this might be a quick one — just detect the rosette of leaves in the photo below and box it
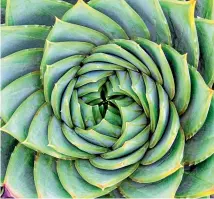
[1,0,214,198]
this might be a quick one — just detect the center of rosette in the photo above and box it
[42,37,181,170]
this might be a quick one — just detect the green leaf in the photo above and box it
[79,100,96,127]
[195,0,214,20]
[92,44,150,74]
[125,0,171,44]
[77,78,106,98]
[143,74,159,133]
[113,39,161,84]
[51,66,79,119]
[4,144,37,198]
[44,55,84,102]
[90,142,149,170]
[41,41,94,80]
[88,0,150,39]
[135,38,175,100]
[75,127,117,148]
[1,48,43,89]
[48,17,109,45]
[162,44,191,115]
[83,53,138,72]
[57,160,117,198]
[48,116,93,159]
[23,103,70,159]
[1,25,50,58]
[62,0,128,39]
[149,84,169,148]
[113,113,147,149]
[1,0,6,8]
[160,0,199,67]
[183,95,214,165]
[6,0,72,26]
[61,79,76,128]
[116,71,141,105]
[62,123,109,154]
[78,62,124,75]
[34,154,71,198]
[75,71,113,88]
[131,129,184,183]
[92,118,122,138]
[176,155,214,198]
[129,71,150,117]
[180,66,213,139]
[142,102,180,165]
[0,130,17,186]
[2,90,45,142]
[69,89,85,128]
[119,168,184,198]
[1,72,42,122]
[196,18,214,88]
[109,189,124,198]
[101,125,150,159]
[75,159,139,189]
[108,75,128,97]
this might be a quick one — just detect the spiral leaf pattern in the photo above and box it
[1,0,214,198]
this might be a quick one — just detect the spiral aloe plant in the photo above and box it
[1,0,214,198]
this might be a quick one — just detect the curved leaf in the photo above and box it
[6,0,72,26]
[120,168,184,198]
[176,155,214,198]
[57,160,117,198]
[4,144,37,198]
[75,159,139,189]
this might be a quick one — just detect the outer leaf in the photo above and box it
[180,66,213,139]
[196,18,214,88]
[195,0,214,20]
[88,0,150,39]
[57,160,117,198]
[162,44,191,115]
[34,154,71,198]
[183,95,214,165]
[131,129,184,183]
[125,0,171,44]
[2,90,45,142]
[1,72,42,122]
[4,144,37,198]
[176,155,214,198]
[6,0,72,25]
[23,103,70,159]
[119,168,184,198]
[1,49,43,89]
[48,17,109,45]
[1,25,50,58]
[0,129,17,186]
[62,0,128,39]
[160,0,199,67]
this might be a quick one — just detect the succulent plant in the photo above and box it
[1,0,214,198]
